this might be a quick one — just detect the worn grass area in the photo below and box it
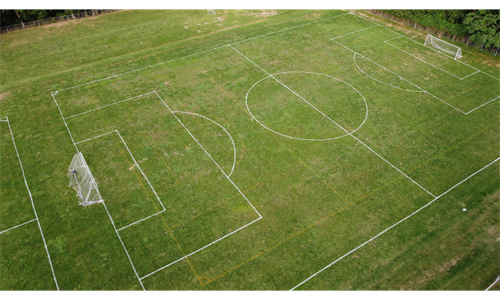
[0,9,499,290]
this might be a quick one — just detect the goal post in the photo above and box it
[68,152,103,206]
[424,34,463,60]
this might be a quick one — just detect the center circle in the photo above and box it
[245,71,368,141]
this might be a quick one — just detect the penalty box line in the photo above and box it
[291,156,500,290]
[349,41,499,115]
[333,40,468,115]
[153,91,262,218]
[229,45,436,198]
[345,13,500,113]
[52,91,148,290]
[67,92,263,281]
[1,116,60,290]
[352,12,500,83]
[138,91,263,281]
[62,93,245,231]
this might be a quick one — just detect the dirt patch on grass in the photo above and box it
[10,11,115,34]
[246,10,278,18]
[44,19,78,29]
[216,19,267,32]
[0,91,11,101]
[357,11,421,38]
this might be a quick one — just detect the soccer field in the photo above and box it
[1,10,499,290]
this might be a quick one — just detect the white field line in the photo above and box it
[102,201,145,290]
[230,45,436,198]
[383,39,477,80]
[74,128,165,211]
[113,130,166,211]
[465,95,500,115]
[140,216,262,280]
[229,13,351,46]
[58,87,259,283]
[402,35,482,71]
[74,131,115,144]
[52,13,351,94]
[56,99,150,291]
[171,111,237,178]
[116,210,165,232]
[486,276,500,291]
[353,12,500,83]
[90,129,165,211]
[155,91,262,218]
[51,92,79,152]
[291,156,500,290]
[136,92,265,280]
[75,151,146,291]
[424,92,467,114]
[4,117,60,290]
[64,92,155,120]
[476,68,500,82]
[331,25,379,40]
[333,40,467,114]
[54,45,229,93]
[86,167,145,289]
[383,36,405,43]
[334,40,428,93]
[460,70,481,80]
[0,219,37,235]
[244,71,369,142]
[353,53,423,93]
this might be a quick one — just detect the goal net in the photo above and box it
[207,9,216,15]
[424,34,463,60]
[68,152,103,206]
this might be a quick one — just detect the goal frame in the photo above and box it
[424,34,463,60]
[68,152,103,206]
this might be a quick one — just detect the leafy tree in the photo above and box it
[464,10,500,49]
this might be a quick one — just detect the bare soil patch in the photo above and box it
[0,91,11,101]
[246,10,278,18]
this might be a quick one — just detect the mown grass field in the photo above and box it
[0,9,499,290]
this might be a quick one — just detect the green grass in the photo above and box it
[0,9,499,290]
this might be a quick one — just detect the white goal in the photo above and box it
[207,9,216,15]
[68,152,103,206]
[424,34,463,60]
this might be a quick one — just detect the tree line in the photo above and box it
[384,10,500,50]
[1,9,499,51]
[0,10,92,28]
